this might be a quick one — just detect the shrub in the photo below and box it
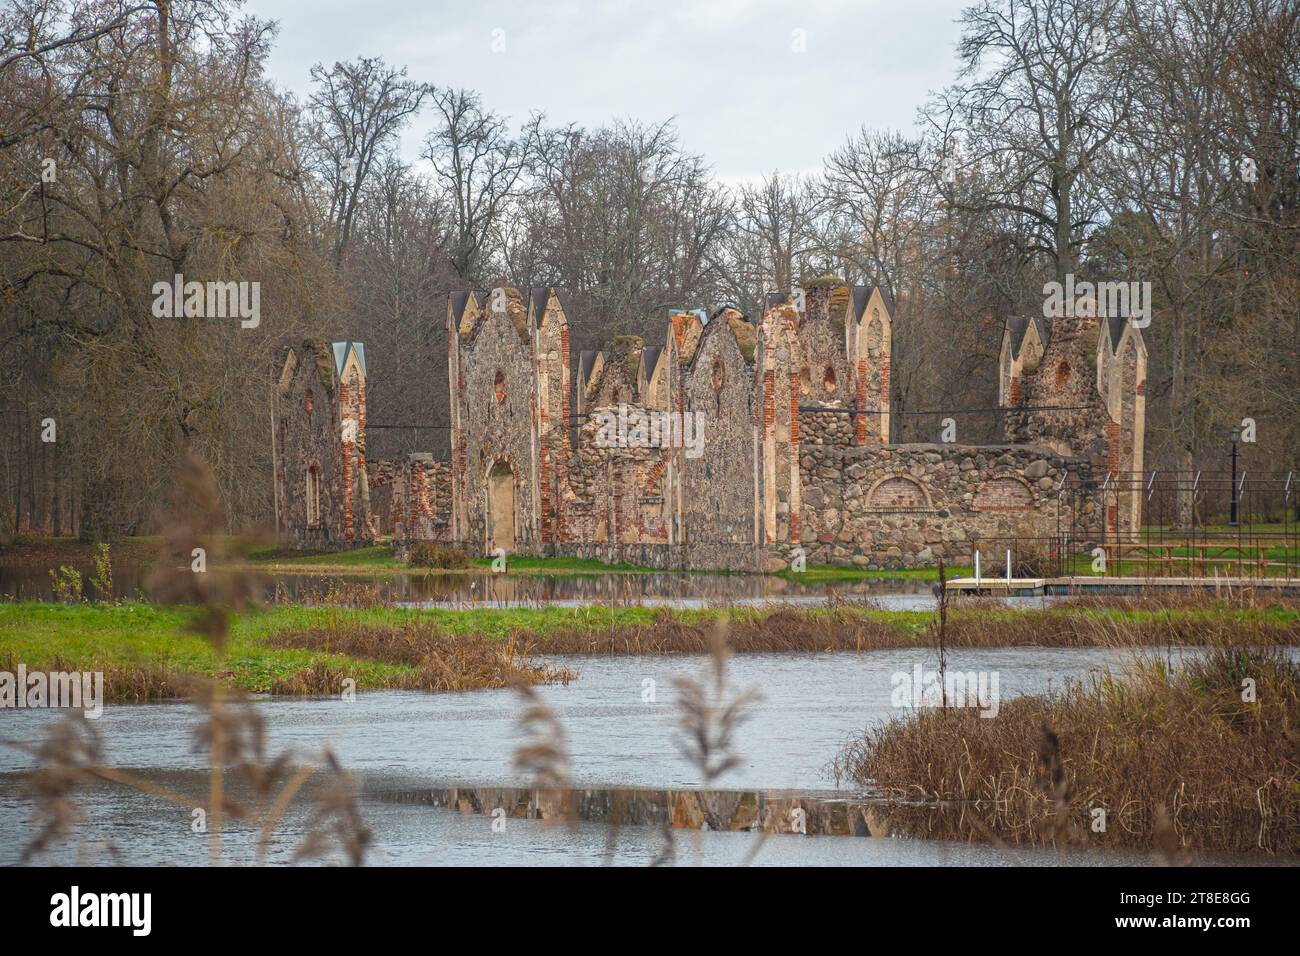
[406,542,469,569]
[90,543,113,600]
[836,642,1300,855]
[48,566,83,603]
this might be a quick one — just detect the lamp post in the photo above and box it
[1229,426,1240,527]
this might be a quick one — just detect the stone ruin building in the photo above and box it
[272,278,1147,570]
[272,340,373,549]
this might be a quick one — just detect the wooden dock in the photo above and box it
[947,575,1300,595]
[946,577,1045,595]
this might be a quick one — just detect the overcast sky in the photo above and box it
[242,0,971,181]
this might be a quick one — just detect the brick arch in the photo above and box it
[866,475,932,512]
[973,475,1037,512]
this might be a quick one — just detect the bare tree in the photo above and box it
[724,171,820,312]
[931,0,1132,283]
[306,57,428,266]
[424,87,527,284]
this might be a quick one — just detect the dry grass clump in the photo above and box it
[511,603,1298,656]
[0,651,190,703]
[289,581,388,608]
[942,607,1299,648]
[836,643,1300,855]
[272,618,575,691]
[1056,589,1300,614]
[532,606,906,655]
[406,542,469,569]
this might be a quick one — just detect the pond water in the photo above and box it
[2,645,1271,866]
[0,563,1053,611]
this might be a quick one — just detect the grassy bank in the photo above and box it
[836,642,1300,855]
[0,602,580,700]
[1,597,1297,701]
[0,535,971,580]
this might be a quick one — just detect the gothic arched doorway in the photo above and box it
[487,459,516,551]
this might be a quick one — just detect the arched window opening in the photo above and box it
[306,465,322,528]
[1054,359,1071,389]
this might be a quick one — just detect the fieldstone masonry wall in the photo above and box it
[799,443,1099,568]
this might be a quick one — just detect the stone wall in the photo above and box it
[450,289,538,555]
[796,442,1100,568]
[565,408,672,545]
[683,308,756,550]
[1008,315,1110,465]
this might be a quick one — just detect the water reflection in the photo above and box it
[0,563,1054,610]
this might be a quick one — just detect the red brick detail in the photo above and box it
[871,478,928,510]
[973,477,1035,512]
[644,458,668,495]
[341,440,354,541]
[409,464,435,534]
[1107,419,1121,476]
[763,371,775,430]
[356,380,367,438]
[539,443,552,544]
[1009,375,1022,405]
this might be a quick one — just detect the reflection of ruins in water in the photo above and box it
[0,564,1058,609]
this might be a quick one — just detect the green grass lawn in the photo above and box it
[8,533,1297,583]
[3,599,1294,699]
[778,563,974,583]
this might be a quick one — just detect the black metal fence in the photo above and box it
[969,469,1300,579]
